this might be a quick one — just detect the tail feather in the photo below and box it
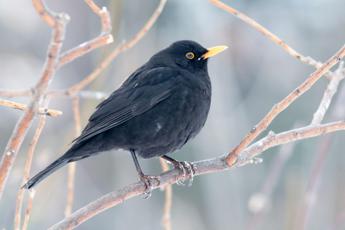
[22,157,68,189]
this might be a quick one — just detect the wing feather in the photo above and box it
[73,67,179,144]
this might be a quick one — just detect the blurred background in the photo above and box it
[1,0,345,229]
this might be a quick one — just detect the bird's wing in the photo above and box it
[73,67,180,144]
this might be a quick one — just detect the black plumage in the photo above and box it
[23,40,227,189]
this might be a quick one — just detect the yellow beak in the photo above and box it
[201,45,228,59]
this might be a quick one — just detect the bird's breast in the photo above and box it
[154,84,211,142]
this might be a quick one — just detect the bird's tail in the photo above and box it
[22,157,68,189]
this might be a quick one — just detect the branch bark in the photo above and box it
[0,98,62,117]
[65,97,82,217]
[159,159,172,230]
[311,62,344,125]
[14,115,46,230]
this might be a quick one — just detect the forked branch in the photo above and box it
[226,44,345,166]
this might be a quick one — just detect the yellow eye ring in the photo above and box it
[185,52,195,60]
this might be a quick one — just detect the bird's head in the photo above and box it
[150,40,228,73]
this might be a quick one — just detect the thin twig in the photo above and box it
[297,64,345,228]
[311,62,345,125]
[22,190,36,230]
[226,44,345,166]
[65,97,82,217]
[0,0,112,202]
[59,35,113,68]
[295,137,333,229]
[14,115,47,230]
[31,0,55,27]
[236,121,345,166]
[246,142,296,230]
[159,159,172,230]
[84,0,111,32]
[247,63,344,228]
[49,121,345,229]
[0,0,166,100]
[0,89,108,100]
[0,89,34,98]
[209,0,325,70]
[67,0,167,95]
[0,98,62,117]
[0,0,68,200]
[58,0,113,68]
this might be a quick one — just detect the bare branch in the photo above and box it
[211,0,345,168]
[0,0,113,202]
[65,97,82,217]
[236,121,345,166]
[247,63,344,228]
[0,0,166,103]
[84,0,111,33]
[58,0,113,68]
[0,89,108,100]
[246,142,296,230]
[67,0,167,95]
[31,0,55,27]
[22,190,35,230]
[226,44,345,166]
[209,0,324,69]
[50,121,345,229]
[311,62,344,125]
[0,98,62,117]
[0,0,68,199]
[159,159,172,230]
[59,35,113,68]
[14,115,46,230]
[295,137,333,229]
[296,66,345,228]
[0,89,33,98]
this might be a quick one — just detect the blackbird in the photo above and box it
[23,40,227,190]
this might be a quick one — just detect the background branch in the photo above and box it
[14,114,46,230]
[0,0,68,200]
[58,0,113,68]
[0,0,112,205]
[0,98,62,117]
[246,142,296,230]
[311,62,345,125]
[295,64,345,228]
[159,159,173,230]
[246,62,345,229]
[67,0,167,95]
[209,0,326,70]
[64,96,82,217]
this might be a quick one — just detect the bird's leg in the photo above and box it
[130,150,159,199]
[161,155,195,187]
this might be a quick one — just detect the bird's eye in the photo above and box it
[185,52,195,60]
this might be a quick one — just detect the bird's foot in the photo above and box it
[139,174,160,199]
[171,161,195,187]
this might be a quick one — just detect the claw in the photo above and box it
[182,161,194,187]
[139,174,160,199]
[173,161,195,187]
